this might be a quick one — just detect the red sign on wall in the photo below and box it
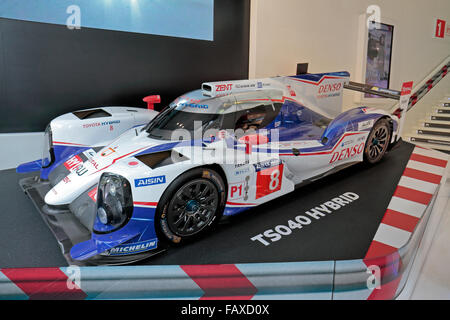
[434,18,450,39]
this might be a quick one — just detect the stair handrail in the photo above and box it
[391,55,450,114]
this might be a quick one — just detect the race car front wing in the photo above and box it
[19,176,166,266]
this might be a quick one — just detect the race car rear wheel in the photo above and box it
[363,118,391,164]
[155,167,226,245]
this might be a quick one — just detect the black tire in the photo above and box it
[363,118,392,164]
[155,167,226,245]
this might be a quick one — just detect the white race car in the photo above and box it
[17,71,404,264]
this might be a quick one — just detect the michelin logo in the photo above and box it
[101,239,157,256]
[135,175,166,187]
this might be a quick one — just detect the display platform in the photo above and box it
[0,142,416,268]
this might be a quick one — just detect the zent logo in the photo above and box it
[216,84,233,92]
[135,176,166,188]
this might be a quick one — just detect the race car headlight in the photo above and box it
[94,173,133,233]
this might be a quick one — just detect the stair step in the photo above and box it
[407,135,450,147]
[406,140,450,155]
[410,133,450,142]
[433,108,450,114]
[422,121,450,129]
[428,114,450,121]
[416,127,450,137]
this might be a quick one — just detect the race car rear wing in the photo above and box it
[344,81,401,100]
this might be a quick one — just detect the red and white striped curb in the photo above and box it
[0,262,334,300]
[363,146,449,300]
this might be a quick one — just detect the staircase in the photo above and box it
[405,98,450,154]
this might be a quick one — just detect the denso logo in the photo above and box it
[216,83,233,92]
[329,142,365,163]
[318,83,342,94]
[135,175,166,188]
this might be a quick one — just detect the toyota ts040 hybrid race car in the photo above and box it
[17,71,406,265]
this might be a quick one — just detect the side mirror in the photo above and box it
[143,95,161,110]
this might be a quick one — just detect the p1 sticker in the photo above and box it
[229,181,245,200]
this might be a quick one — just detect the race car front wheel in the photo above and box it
[155,167,226,245]
[363,118,391,164]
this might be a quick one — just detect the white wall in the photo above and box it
[0,133,44,170]
[249,0,450,110]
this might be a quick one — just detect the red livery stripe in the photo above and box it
[133,201,158,207]
[180,264,257,300]
[290,75,345,86]
[381,209,420,233]
[393,186,433,205]
[226,202,257,206]
[53,141,86,146]
[410,153,448,168]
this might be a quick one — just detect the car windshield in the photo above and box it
[144,90,235,140]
